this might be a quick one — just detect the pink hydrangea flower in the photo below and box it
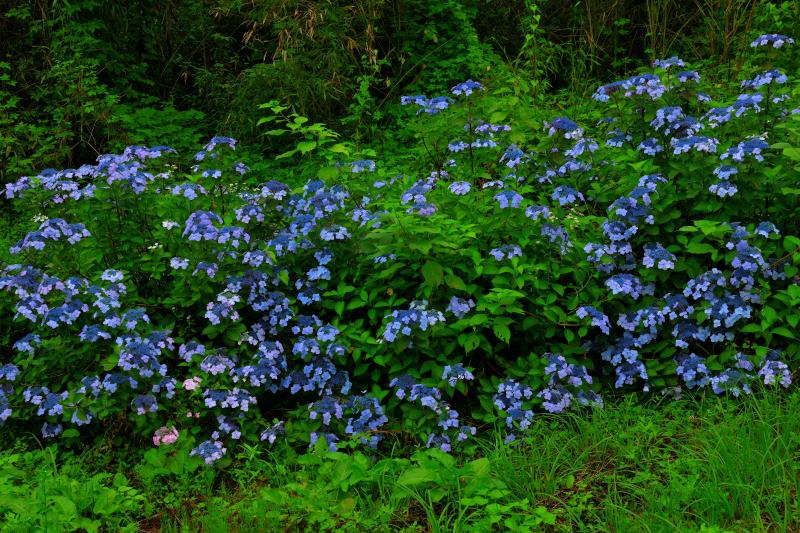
[153,426,179,446]
[183,376,202,390]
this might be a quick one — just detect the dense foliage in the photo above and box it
[2,28,800,470]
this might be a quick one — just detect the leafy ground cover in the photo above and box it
[2,388,799,531]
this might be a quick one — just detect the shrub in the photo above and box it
[1,33,799,463]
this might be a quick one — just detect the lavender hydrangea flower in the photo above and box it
[446,296,475,319]
[449,181,471,195]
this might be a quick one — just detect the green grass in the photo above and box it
[2,388,799,532]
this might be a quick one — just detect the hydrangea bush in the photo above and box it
[2,34,800,462]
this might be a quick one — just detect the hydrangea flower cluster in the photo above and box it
[537,354,603,413]
[382,301,446,343]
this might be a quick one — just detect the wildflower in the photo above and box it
[741,70,787,89]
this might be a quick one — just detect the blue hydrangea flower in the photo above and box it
[489,244,522,261]
[675,353,710,388]
[755,221,779,238]
[642,243,676,270]
[493,379,534,435]
[565,138,598,158]
[525,205,550,221]
[638,138,664,156]
[576,306,611,334]
[741,69,788,89]
[442,364,474,387]
[709,180,738,197]
[606,274,648,299]
[750,34,795,48]
[671,136,719,155]
[401,95,454,115]
[720,139,768,163]
[676,70,700,83]
[494,190,523,209]
[713,165,738,180]
[382,301,446,343]
[451,79,485,96]
[191,440,227,464]
[500,145,530,167]
[730,93,763,117]
[350,159,376,173]
[552,185,584,206]
[653,56,685,69]
[545,117,583,138]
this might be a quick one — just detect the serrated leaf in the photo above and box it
[297,140,317,154]
[493,324,511,344]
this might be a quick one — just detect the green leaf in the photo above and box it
[444,274,466,290]
[397,467,437,487]
[781,146,800,161]
[421,261,444,287]
[493,324,511,344]
[458,333,481,353]
[278,270,290,286]
[685,241,717,255]
[328,143,350,154]
[297,140,317,154]
[772,327,796,339]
